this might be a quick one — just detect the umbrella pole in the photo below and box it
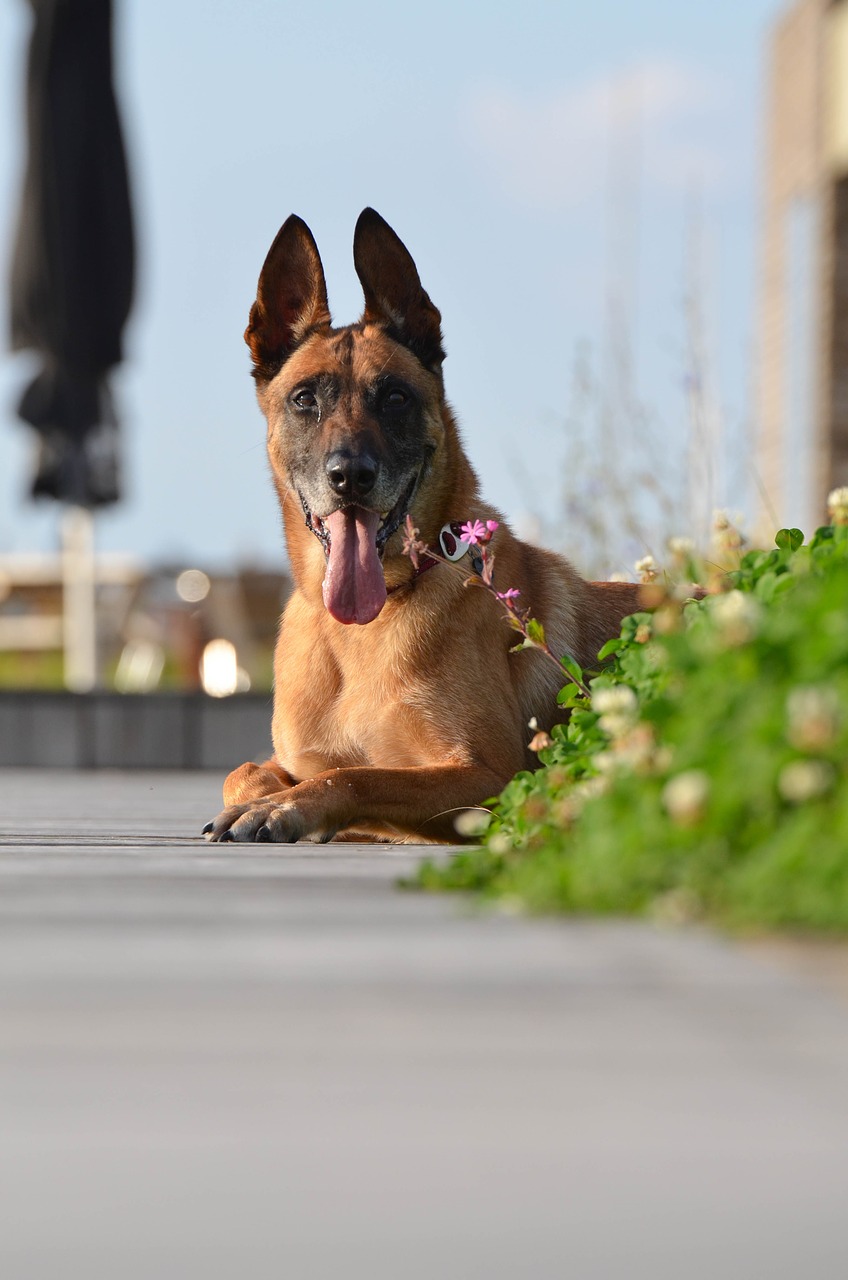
[62,505,97,691]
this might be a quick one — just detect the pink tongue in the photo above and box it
[321,507,387,625]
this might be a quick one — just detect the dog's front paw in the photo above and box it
[203,797,307,844]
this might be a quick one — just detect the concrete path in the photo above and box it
[2,769,848,1279]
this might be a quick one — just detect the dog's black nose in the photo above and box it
[326,450,378,498]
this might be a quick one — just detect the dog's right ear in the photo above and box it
[245,216,331,382]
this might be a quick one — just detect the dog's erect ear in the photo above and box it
[353,209,445,371]
[245,215,331,381]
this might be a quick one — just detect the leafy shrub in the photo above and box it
[418,517,848,932]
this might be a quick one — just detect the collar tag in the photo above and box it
[438,523,472,562]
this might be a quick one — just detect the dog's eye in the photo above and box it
[383,388,409,409]
[293,389,317,410]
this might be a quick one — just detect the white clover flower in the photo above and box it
[614,723,657,772]
[786,685,840,752]
[592,686,638,715]
[708,590,761,645]
[602,716,635,747]
[662,770,710,825]
[592,686,639,740]
[593,750,618,773]
[595,729,656,775]
[654,745,674,773]
[777,760,835,804]
[668,536,695,557]
[709,590,754,620]
[601,715,633,739]
[827,486,848,525]
[711,509,744,556]
[453,809,492,838]
[575,775,609,801]
[634,555,657,583]
[608,571,631,583]
[551,794,581,827]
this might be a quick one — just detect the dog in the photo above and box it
[204,209,642,844]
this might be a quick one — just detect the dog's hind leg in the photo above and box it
[222,758,295,807]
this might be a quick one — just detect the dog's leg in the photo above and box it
[221,758,295,806]
[206,762,505,845]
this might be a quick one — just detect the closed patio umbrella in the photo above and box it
[9,0,135,507]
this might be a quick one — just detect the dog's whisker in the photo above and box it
[373,349,397,380]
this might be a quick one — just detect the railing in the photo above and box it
[0,517,142,690]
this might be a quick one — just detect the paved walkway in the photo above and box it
[2,769,848,1279]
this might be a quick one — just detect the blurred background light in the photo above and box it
[200,637,239,697]
[176,568,211,603]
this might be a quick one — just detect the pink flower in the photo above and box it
[460,519,487,545]
[496,587,521,601]
[401,514,425,569]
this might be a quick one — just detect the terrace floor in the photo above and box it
[1,768,848,1279]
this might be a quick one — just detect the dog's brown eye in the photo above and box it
[384,388,408,409]
[293,389,317,410]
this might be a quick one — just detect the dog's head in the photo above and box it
[245,210,448,625]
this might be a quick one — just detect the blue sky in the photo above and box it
[0,0,782,574]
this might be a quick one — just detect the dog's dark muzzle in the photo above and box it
[300,469,421,561]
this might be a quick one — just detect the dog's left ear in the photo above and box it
[245,215,331,382]
[353,209,445,371]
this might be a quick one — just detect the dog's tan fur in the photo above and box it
[205,211,641,844]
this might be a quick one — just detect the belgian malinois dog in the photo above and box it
[204,210,641,843]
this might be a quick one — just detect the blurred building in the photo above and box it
[759,0,848,533]
[0,555,290,695]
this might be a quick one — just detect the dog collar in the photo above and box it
[389,521,482,595]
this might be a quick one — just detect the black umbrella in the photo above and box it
[9,0,135,507]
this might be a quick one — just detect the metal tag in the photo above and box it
[438,523,471,562]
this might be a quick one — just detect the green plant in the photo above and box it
[416,512,848,932]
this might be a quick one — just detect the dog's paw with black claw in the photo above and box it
[203,799,306,844]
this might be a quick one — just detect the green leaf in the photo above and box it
[526,618,547,646]
[811,525,835,548]
[775,527,804,552]
[560,653,584,683]
[597,638,623,661]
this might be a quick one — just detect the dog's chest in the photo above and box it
[278,629,460,775]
